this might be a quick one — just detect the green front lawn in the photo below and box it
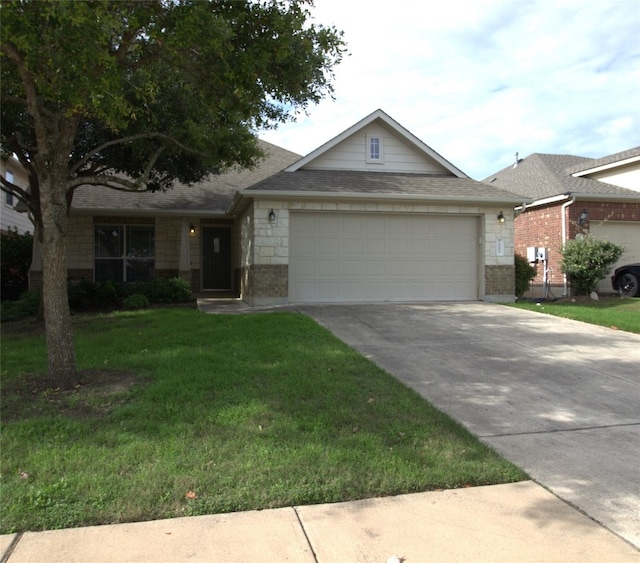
[507,297,640,334]
[0,309,526,533]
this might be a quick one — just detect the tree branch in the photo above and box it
[67,174,152,192]
[1,42,50,160]
[69,132,200,176]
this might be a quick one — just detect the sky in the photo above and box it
[260,0,640,180]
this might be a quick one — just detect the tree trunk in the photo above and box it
[39,176,78,389]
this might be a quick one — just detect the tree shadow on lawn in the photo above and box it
[1,369,149,423]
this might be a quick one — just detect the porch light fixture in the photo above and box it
[189,224,196,234]
[268,209,276,222]
[497,211,505,224]
[578,209,589,227]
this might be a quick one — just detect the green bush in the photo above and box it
[122,293,149,310]
[126,277,192,303]
[560,234,624,295]
[1,228,33,301]
[514,253,537,298]
[0,290,39,322]
[67,280,96,311]
[2,277,192,322]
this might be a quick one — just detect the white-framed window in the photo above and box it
[4,171,14,206]
[94,224,155,282]
[366,134,383,163]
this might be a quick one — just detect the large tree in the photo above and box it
[1,0,344,388]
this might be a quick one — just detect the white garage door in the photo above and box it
[593,221,640,292]
[289,212,479,303]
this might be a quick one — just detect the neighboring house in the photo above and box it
[31,109,523,304]
[1,155,33,235]
[484,147,640,297]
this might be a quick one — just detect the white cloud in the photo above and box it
[261,0,640,179]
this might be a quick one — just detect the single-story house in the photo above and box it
[30,109,524,304]
[484,147,640,297]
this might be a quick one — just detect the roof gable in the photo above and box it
[286,109,468,178]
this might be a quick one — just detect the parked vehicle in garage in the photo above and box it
[611,264,640,297]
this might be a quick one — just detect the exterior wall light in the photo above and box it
[189,224,196,234]
[497,211,505,224]
[268,209,276,222]
[578,209,589,227]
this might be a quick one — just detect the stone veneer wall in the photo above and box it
[244,264,288,305]
[484,265,515,302]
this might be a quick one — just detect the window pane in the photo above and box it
[370,137,380,160]
[95,259,123,282]
[5,172,14,206]
[95,226,123,257]
[127,226,154,258]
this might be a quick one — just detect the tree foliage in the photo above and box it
[1,0,345,387]
[560,234,624,295]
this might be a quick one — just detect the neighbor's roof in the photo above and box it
[483,153,638,201]
[567,146,640,176]
[242,169,523,203]
[70,141,301,215]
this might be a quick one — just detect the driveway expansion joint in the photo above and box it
[293,506,318,563]
[480,421,640,439]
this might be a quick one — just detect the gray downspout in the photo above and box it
[560,196,575,296]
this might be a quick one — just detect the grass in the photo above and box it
[507,296,640,334]
[1,308,526,533]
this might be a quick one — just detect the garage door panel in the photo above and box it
[365,216,386,233]
[290,213,478,302]
[341,238,363,254]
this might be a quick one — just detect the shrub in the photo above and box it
[514,253,536,298]
[560,234,624,295]
[67,280,96,311]
[122,293,149,310]
[0,290,39,322]
[0,228,33,301]
[126,277,192,304]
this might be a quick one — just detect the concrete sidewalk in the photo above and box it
[2,481,638,562]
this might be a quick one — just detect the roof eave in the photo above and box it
[571,155,640,177]
[520,191,640,210]
[69,208,229,218]
[236,189,525,206]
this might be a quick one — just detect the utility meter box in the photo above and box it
[527,246,538,263]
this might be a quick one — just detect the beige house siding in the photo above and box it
[1,157,33,234]
[303,123,448,174]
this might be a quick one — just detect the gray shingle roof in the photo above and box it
[71,141,301,214]
[567,146,640,175]
[244,169,521,202]
[483,153,638,200]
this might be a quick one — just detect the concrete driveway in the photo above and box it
[296,302,640,548]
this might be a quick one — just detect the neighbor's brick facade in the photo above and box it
[515,201,640,295]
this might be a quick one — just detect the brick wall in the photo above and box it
[515,200,640,295]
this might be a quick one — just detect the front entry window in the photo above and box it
[95,225,155,282]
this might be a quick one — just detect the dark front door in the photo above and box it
[202,227,232,291]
